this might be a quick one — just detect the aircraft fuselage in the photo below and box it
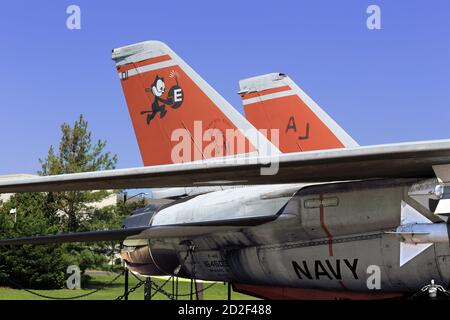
[122,178,450,296]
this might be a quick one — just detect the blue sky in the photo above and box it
[0,0,449,174]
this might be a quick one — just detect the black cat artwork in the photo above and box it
[141,74,184,125]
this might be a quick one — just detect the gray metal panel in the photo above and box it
[1,139,450,192]
[297,179,406,238]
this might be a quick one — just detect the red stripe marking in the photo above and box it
[319,195,349,289]
[240,85,291,100]
[117,54,172,72]
[319,193,334,256]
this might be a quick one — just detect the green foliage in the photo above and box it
[62,246,106,273]
[0,193,66,289]
[0,114,124,289]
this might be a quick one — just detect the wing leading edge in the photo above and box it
[1,139,450,193]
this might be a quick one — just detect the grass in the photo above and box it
[0,273,257,300]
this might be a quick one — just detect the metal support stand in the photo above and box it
[227,282,231,300]
[144,277,152,300]
[194,279,200,300]
[190,278,194,300]
[175,277,179,300]
[124,267,129,301]
[196,281,203,300]
[172,276,175,300]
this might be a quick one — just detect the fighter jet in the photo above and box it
[1,40,450,300]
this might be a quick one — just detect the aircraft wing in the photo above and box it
[1,139,450,193]
[0,215,277,245]
[0,227,150,245]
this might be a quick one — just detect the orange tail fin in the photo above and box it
[239,73,358,153]
[112,41,279,166]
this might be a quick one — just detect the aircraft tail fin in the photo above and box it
[112,41,279,166]
[239,73,358,153]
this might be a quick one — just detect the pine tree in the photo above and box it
[39,114,118,232]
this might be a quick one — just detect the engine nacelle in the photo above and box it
[120,201,181,276]
[120,245,180,276]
